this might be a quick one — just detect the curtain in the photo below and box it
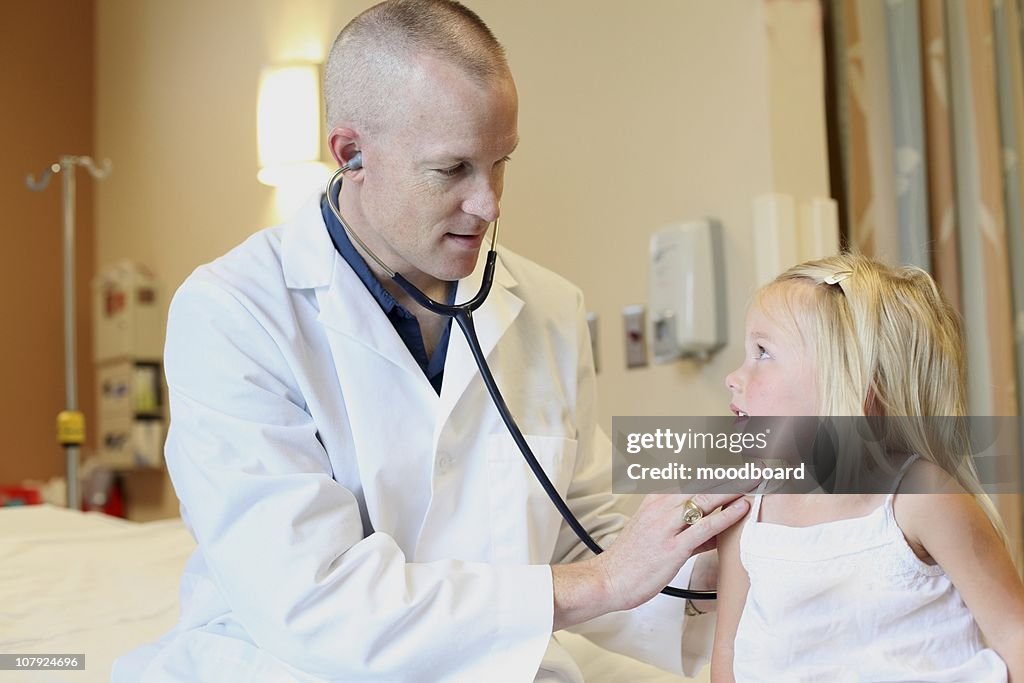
[828,0,1023,564]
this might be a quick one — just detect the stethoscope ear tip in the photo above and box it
[340,151,363,174]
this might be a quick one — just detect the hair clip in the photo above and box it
[823,270,853,285]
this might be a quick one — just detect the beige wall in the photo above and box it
[95,0,828,519]
[1,1,96,487]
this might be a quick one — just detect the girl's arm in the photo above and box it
[710,498,752,683]
[899,482,1024,681]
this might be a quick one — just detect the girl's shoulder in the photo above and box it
[892,458,971,564]
[898,457,968,496]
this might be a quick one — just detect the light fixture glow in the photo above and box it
[256,63,330,188]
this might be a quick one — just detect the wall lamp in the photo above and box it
[256,63,330,189]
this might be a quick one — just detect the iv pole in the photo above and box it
[26,156,112,510]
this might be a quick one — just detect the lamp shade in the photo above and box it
[256,64,329,187]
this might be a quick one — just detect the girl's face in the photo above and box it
[725,294,819,417]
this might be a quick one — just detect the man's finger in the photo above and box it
[689,492,746,516]
[678,497,749,548]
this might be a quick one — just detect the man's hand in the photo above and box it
[552,493,748,631]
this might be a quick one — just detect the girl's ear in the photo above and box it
[863,386,883,416]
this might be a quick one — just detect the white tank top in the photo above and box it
[733,456,1007,682]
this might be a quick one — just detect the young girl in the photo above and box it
[712,253,1024,682]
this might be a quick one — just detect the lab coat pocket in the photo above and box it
[486,433,578,564]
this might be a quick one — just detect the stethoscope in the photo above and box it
[326,156,713,601]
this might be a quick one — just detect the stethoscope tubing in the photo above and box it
[328,170,714,601]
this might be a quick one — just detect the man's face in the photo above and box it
[356,55,519,287]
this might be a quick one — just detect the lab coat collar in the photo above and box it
[437,248,523,427]
[456,242,518,302]
[281,193,335,290]
[280,192,519,293]
[284,193,523,399]
[313,245,522,394]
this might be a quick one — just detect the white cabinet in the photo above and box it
[92,262,165,468]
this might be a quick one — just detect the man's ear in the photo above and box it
[328,126,364,179]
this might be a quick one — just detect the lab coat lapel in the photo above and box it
[317,263,437,547]
[280,196,522,425]
[316,268,426,382]
[280,193,425,382]
[437,252,522,428]
[282,197,435,549]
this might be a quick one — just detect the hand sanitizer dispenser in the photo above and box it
[649,220,727,363]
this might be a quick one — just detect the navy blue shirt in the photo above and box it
[320,192,455,394]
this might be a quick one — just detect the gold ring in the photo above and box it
[682,499,704,526]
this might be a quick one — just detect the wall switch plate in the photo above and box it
[622,305,648,369]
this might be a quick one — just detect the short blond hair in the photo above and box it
[324,0,509,136]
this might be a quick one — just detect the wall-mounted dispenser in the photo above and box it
[648,220,727,363]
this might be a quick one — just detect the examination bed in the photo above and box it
[0,505,191,682]
[0,504,701,682]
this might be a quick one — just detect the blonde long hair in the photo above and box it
[759,252,1005,539]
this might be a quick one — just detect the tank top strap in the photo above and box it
[747,480,770,523]
[883,453,921,523]
[888,453,920,495]
[750,493,763,519]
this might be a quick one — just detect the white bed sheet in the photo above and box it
[0,505,707,683]
[0,505,193,683]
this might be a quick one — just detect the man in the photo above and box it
[114,1,748,681]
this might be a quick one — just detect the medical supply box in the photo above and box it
[92,262,165,468]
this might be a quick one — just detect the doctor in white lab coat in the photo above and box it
[114,2,748,681]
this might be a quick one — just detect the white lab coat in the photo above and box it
[114,195,713,682]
